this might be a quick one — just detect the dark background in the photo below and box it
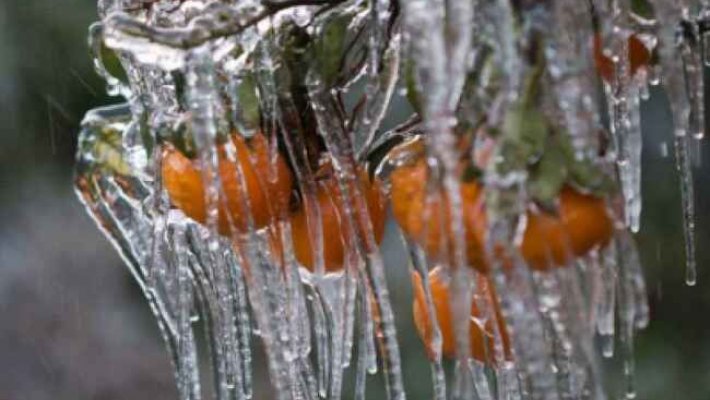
[2,1,710,399]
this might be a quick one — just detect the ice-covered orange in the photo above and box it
[161,133,293,235]
[390,143,613,271]
[412,267,511,362]
[291,161,386,271]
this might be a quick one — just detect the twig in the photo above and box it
[107,0,346,50]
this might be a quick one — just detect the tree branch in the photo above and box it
[106,0,345,50]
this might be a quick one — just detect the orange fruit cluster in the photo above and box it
[161,133,385,272]
[162,129,615,365]
[389,143,613,273]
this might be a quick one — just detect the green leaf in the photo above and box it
[631,0,654,19]
[236,72,261,132]
[310,12,352,87]
[139,111,154,156]
[528,137,568,208]
[497,103,548,173]
[456,47,496,127]
[566,156,614,196]
[404,58,422,115]
[100,42,129,85]
[171,71,186,107]
[556,131,614,195]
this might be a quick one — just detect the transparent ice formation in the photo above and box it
[75,0,706,399]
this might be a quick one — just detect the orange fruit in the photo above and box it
[161,133,293,235]
[516,187,614,270]
[291,160,386,272]
[390,156,488,270]
[412,266,511,362]
[594,33,651,83]
[390,145,613,271]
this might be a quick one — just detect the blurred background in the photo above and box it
[2,1,710,399]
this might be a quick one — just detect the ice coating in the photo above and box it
[75,0,700,399]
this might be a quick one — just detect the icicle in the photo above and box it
[449,270,476,400]
[616,233,644,400]
[185,47,238,400]
[561,266,606,399]
[489,247,559,400]
[249,35,341,399]
[675,132,697,286]
[688,7,706,141]
[252,33,328,279]
[102,13,188,70]
[496,361,523,400]
[314,272,353,399]
[283,226,315,366]
[649,1,699,284]
[401,0,479,395]
[577,252,602,332]
[189,237,245,400]
[75,104,181,371]
[481,124,560,400]
[659,141,669,157]
[354,317,369,400]
[102,1,268,68]
[532,267,604,400]
[340,256,359,374]
[352,0,397,155]
[470,360,493,400]
[354,274,378,400]
[185,46,221,233]
[358,273,378,376]
[443,0,475,109]
[623,88,643,233]
[168,215,202,400]
[543,0,601,157]
[491,0,521,106]
[227,253,253,400]
[597,242,618,358]
[403,235,447,400]
[354,34,401,160]
[307,84,406,399]
[599,0,645,233]
[536,270,576,398]
[306,282,330,398]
